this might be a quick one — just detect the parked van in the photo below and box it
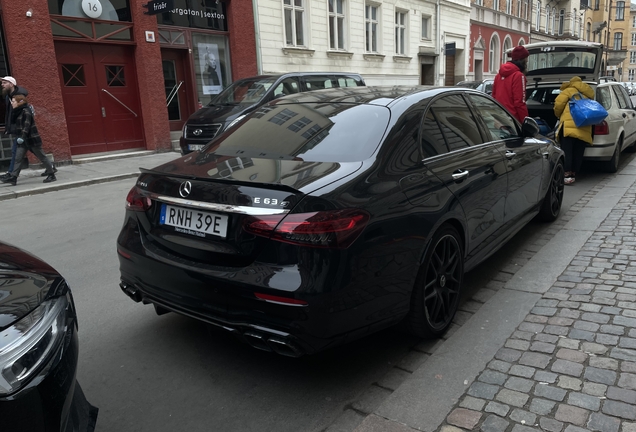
[180,72,366,154]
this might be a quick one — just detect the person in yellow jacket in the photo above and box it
[553,76,594,185]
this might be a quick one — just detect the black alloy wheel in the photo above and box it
[538,161,564,222]
[406,225,464,338]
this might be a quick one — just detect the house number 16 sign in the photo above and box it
[82,0,103,19]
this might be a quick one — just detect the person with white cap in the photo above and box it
[0,76,35,180]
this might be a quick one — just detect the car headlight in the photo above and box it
[0,294,70,396]
[226,115,247,130]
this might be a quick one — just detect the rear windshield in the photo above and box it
[203,103,390,162]
[527,47,598,77]
[211,77,278,106]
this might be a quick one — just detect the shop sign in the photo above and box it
[144,0,174,15]
[156,0,227,31]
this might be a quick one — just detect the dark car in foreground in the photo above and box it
[0,242,97,430]
[180,72,365,155]
[118,86,564,356]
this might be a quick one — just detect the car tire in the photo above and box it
[405,224,463,339]
[538,160,564,222]
[603,137,622,173]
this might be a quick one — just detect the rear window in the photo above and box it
[203,103,390,162]
[211,77,278,105]
[527,47,598,77]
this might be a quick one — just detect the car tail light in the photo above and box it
[125,186,152,211]
[593,121,609,135]
[244,209,370,249]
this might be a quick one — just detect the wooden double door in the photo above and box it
[55,42,144,155]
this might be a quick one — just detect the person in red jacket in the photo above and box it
[492,45,530,123]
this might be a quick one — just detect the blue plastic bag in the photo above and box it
[569,92,608,127]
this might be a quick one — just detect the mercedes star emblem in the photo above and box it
[193,129,203,136]
[179,181,192,198]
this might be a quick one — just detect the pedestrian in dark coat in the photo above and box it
[0,76,28,179]
[1,95,56,186]
[492,46,530,123]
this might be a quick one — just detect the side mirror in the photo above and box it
[521,117,540,137]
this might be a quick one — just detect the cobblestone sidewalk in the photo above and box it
[441,184,636,432]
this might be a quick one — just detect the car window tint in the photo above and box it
[272,78,300,98]
[206,103,390,162]
[420,109,449,158]
[337,77,363,87]
[467,94,520,141]
[304,76,336,91]
[611,84,631,109]
[596,86,613,110]
[431,95,484,150]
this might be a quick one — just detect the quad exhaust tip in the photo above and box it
[243,332,303,357]
[120,281,142,303]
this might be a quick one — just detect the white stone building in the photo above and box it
[253,0,471,86]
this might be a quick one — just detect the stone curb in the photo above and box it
[0,172,139,201]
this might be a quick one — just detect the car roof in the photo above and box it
[522,40,603,50]
[274,85,479,108]
[237,72,365,81]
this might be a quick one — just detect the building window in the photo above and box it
[587,22,591,41]
[546,7,551,33]
[395,11,407,55]
[594,0,599,10]
[365,4,379,53]
[489,36,499,72]
[630,51,636,63]
[633,16,636,27]
[630,69,635,80]
[535,1,540,31]
[328,0,345,50]
[502,38,512,66]
[551,8,556,35]
[516,0,521,17]
[524,0,528,19]
[506,0,511,14]
[573,9,577,36]
[494,0,499,10]
[614,33,623,50]
[421,16,431,39]
[475,0,483,5]
[616,1,625,20]
[558,9,564,35]
[284,0,305,47]
[632,33,636,46]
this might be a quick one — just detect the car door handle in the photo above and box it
[451,170,469,181]
[505,151,516,159]
[623,113,627,118]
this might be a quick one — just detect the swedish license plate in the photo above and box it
[189,144,204,151]
[160,204,228,238]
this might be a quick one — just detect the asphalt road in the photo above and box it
[0,152,633,432]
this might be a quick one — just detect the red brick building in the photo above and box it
[0,0,257,166]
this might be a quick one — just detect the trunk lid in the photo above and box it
[133,155,362,266]
[522,41,604,86]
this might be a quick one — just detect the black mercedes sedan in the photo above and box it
[117,86,565,357]
[0,242,97,430]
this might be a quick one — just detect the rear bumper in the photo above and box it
[584,141,615,161]
[116,219,408,356]
[0,327,98,432]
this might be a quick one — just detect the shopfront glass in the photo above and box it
[191,33,230,105]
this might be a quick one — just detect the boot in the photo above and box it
[43,174,56,183]
[1,175,16,186]
[0,172,10,180]
[41,167,58,177]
